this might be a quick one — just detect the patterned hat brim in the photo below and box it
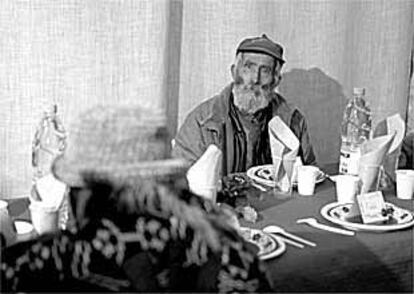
[52,154,190,187]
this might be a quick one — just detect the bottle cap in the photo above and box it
[353,87,365,96]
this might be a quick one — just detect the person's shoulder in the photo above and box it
[184,84,231,125]
[404,130,414,142]
[402,130,414,153]
[194,95,221,115]
[271,92,306,122]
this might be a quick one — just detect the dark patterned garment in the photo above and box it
[1,174,272,292]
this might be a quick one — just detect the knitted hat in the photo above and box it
[52,105,189,187]
[236,34,285,65]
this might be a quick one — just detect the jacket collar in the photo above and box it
[198,83,232,133]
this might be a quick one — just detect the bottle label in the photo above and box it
[339,148,361,175]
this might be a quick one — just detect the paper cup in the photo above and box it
[29,201,59,235]
[0,200,16,246]
[395,169,414,200]
[335,175,360,203]
[297,166,319,196]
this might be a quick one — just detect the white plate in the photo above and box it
[320,202,414,232]
[239,227,286,260]
[14,220,34,235]
[246,164,326,188]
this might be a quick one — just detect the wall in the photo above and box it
[178,0,413,165]
[0,0,177,198]
[1,0,413,199]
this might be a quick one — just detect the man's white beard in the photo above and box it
[232,83,274,114]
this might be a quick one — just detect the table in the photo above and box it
[3,173,414,292]
[246,175,413,292]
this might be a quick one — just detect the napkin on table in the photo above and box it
[373,113,406,182]
[359,134,394,193]
[292,156,303,183]
[186,144,222,202]
[268,116,299,191]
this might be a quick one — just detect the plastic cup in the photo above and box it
[0,200,16,246]
[273,156,296,194]
[297,166,319,196]
[358,164,382,194]
[335,175,360,203]
[29,201,59,235]
[395,169,414,200]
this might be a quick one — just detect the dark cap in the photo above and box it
[236,34,285,65]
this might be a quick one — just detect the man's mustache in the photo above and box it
[234,76,274,92]
[235,83,273,96]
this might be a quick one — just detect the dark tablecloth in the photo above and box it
[247,176,413,292]
[4,171,414,293]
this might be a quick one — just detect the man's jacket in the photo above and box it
[173,83,316,175]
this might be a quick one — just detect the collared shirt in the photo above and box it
[173,83,317,176]
[230,95,273,171]
[235,108,265,170]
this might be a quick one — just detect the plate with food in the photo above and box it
[238,227,286,260]
[320,202,414,232]
[246,164,326,188]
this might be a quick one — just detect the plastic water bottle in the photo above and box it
[32,104,68,229]
[339,88,372,175]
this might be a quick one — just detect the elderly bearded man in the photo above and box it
[173,34,317,176]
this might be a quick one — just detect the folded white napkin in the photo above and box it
[292,156,303,183]
[373,113,405,181]
[187,144,222,202]
[359,134,394,193]
[268,116,299,192]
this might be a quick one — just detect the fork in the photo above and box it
[296,217,355,236]
[264,232,305,249]
[262,225,317,247]
[250,181,269,192]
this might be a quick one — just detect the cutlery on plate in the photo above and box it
[269,234,305,249]
[250,181,269,192]
[296,217,355,236]
[262,225,316,247]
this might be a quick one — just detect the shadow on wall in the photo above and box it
[279,68,347,165]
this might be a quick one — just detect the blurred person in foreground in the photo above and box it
[173,34,316,175]
[1,105,272,292]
